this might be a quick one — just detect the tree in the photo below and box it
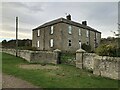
[81,43,91,52]
[2,40,7,44]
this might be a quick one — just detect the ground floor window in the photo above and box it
[50,39,54,47]
[37,41,39,47]
[79,40,81,49]
[68,40,71,46]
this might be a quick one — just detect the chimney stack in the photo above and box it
[82,21,87,26]
[66,14,71,20]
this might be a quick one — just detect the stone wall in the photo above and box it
[76,49,120,80]
[93,56,120,80]
[83,53,97,71]
[2,48,61,64]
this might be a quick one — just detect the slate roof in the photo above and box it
[33,17,101,33]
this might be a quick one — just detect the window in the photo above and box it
[50,26,54,34]
[68,25,72,34]
[87,41,89,45]
[37,29,40,36]
[50,39,54,47]
[95,32,98,43]
[69,40,71,42]
[95,33,98,48]
[79,28,81,36]
[79,40,82,49]
[96,33,98,39]
[68,40,72,46]
[86,30,89,37]
[37,41,39,47]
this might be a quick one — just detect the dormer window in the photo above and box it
[50,26,54,34]
[68,25,72,34]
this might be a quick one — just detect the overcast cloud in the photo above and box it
[1,2,119,41]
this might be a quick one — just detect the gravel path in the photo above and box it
[2,74,40,88]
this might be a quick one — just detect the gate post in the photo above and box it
[54,49,61,64]
[76,49,86,69]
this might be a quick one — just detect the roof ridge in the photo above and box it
[33,17,101,33]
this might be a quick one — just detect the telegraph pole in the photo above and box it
[16,17,18,57]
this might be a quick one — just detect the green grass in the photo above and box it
[2,52,119,88]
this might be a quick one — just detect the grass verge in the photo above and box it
[2,52,119,88]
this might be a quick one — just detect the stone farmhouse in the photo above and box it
[32,15,101,53]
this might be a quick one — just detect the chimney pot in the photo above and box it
[82,21,87,26]
[66,14,71,20]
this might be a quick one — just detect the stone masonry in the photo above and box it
[2,48,61,64]
[76,48,120,80]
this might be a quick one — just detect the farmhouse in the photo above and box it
[32,15,101,53]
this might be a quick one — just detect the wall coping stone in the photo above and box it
[94,55,120,62]
[76,49,86,53]
[54,49,61,52]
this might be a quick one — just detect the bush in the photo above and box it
[81,43,91,52]
[95,44,120,57]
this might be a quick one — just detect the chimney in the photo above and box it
[82,21,87,26]
[66,14,71,20]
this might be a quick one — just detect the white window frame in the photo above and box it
[79,28,81,36]
[50,26,54,34]
[68,25,72,34]
[37,41,40,47]
[37,29,40,36]
[86,30,89,38]
[50,39,54,47]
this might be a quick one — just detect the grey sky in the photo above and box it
[1,2,119,41]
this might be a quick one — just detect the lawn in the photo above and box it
[2,52,119,88]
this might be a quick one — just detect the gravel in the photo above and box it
[2,73,40,88]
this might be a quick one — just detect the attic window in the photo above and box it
[68,25,72,34]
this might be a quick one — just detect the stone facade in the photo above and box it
[2,48,61,64]
[32,17,101,53]
[76,49,120,80]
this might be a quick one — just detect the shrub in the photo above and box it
[81,43,91,52]
[95,44,120,57]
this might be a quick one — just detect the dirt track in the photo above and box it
[2,74,40,88]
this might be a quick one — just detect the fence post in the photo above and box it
[76,49,86,69]
[54,49,61,64]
